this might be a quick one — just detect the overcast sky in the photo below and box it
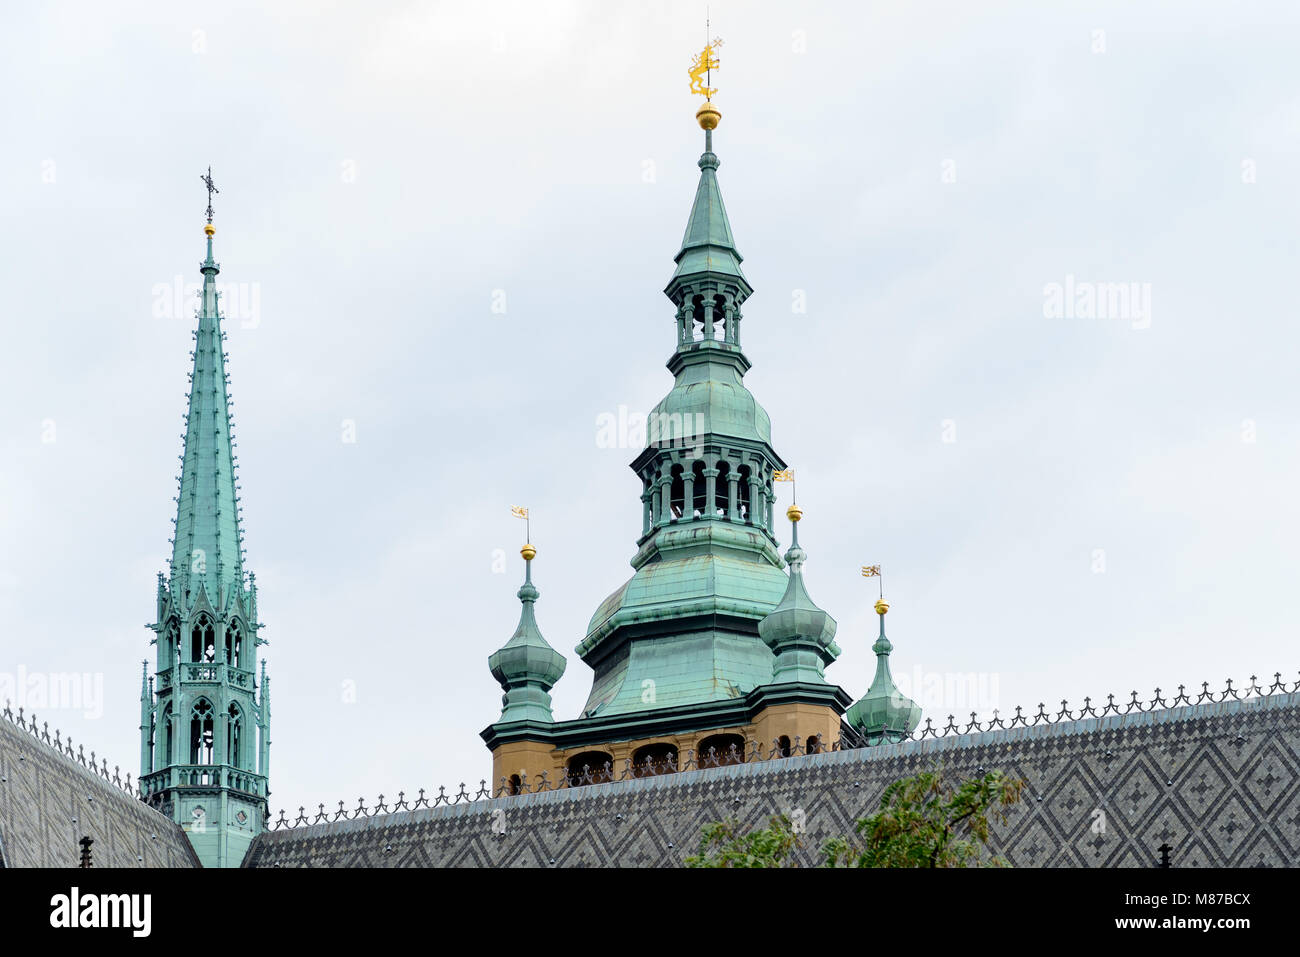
[2,1,1298,816]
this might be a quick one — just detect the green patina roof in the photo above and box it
[168,230,246,611]
[846,611,922,741]
[649,350,772,445]
[669,145,747,286]
[578,550,789,717]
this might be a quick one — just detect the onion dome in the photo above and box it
[845,599,921,744]
[488,545,566,723]
[757,506,840,682]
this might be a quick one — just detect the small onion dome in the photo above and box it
[846,600,921,743]
[487,550,565,722]
[758,510,839,682]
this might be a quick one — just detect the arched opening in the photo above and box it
[227,703,242,768]
[225,622,242,669]
[642,474,656,531]
[160,620,179,670]
[632,743,679,778]
[691,460,707,518]
[669,464,685,520]
[737,465,752,522]
[160,703,173,766]
[807,734,822,755]
[190,699,214,765]
[190,617,215,662]
[690,295,705,342]
[714,461,730,516]
[508,774,522,796]
[566,751,614,787]
[697,733,745,767]
[777,735,792,758]
[712,294,728,341]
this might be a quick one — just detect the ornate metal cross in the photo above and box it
[201,166,219,223]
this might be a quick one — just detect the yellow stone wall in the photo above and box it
[490,703,842,793]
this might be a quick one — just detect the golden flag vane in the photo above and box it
[510,505,531,551]
[772,468,796,503]
[861,564,883,599]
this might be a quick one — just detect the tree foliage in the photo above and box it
[685,766,1025,868]
[685,813,801,868]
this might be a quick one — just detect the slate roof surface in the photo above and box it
[0,714,198,868]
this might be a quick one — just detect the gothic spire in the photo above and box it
[169,191,245,609]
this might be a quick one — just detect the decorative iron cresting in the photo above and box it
[8,670,1294,828]
[1,700,145,800]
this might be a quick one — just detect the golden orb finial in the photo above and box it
[874,598,890,615]
[786,503,803,523]
[204,223,215,236]
[696,100,721,130]
[520,543,536,562]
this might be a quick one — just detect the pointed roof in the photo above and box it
[667,131,750,291]
[489,547,566,723]
[758,509,840,683]
[846,601,922,742]
[168,223,245,609]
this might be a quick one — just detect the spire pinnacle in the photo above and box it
[758,508,840,683]
[846,598,922,743]
[488,545,566,724]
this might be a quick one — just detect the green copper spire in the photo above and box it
[169,216,245,608]
[757,509,841,683]
[489,546,566,724]
[846,600,922,744]
[141,178,270,868]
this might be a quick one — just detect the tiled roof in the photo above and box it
[0,711,198,868]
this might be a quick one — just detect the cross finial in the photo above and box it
[201,166,219,224]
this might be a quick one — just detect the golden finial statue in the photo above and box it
[689,34,724,130]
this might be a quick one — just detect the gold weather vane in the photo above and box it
[688,35,723,100]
